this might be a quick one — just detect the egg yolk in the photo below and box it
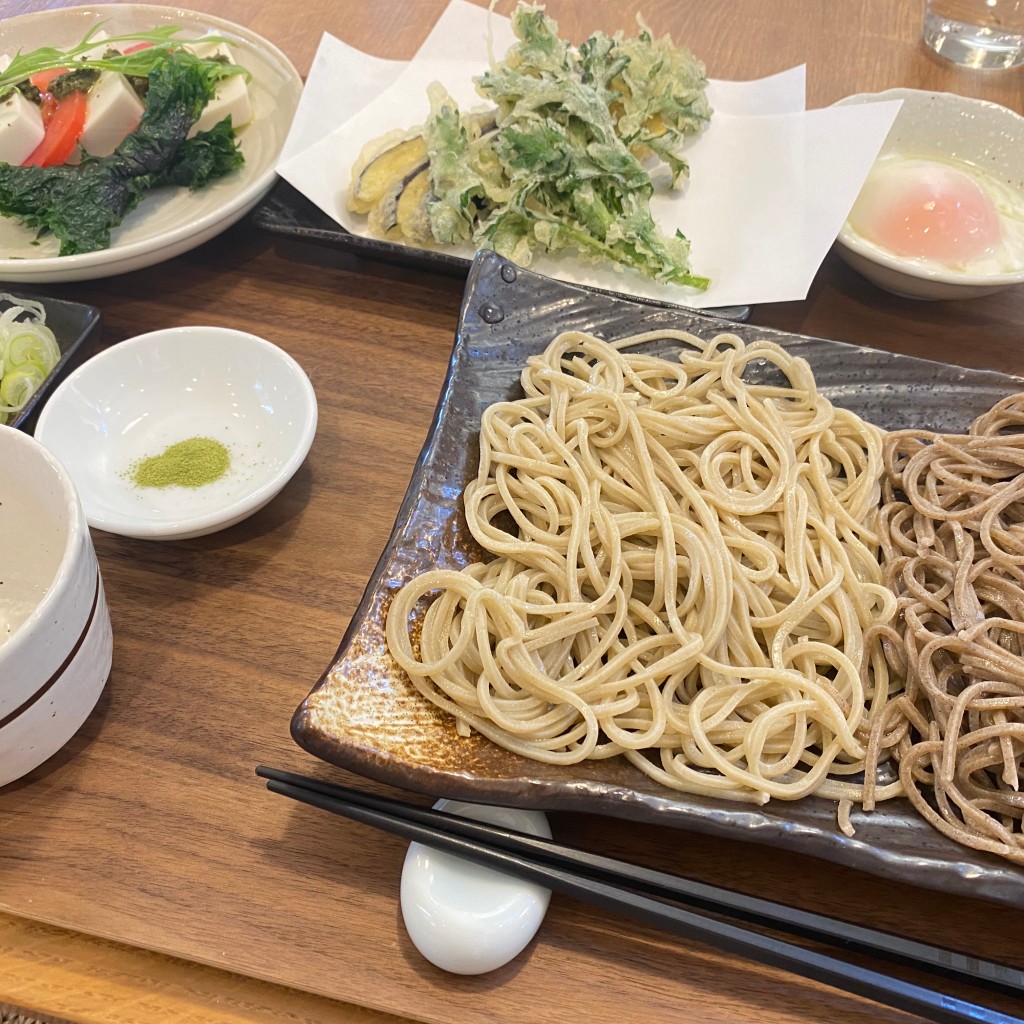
[850,160,1002,264]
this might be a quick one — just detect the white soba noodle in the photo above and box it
[385,329,900,805]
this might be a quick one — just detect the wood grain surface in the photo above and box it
[1,2,1023,1023]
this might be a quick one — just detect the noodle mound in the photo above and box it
[867,394,1024,863]
[386,330,897,804]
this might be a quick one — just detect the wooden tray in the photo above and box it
[2,233,1022,1024]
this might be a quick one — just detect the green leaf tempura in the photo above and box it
[350,3,713,290]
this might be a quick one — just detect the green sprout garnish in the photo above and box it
[0,22,249,94]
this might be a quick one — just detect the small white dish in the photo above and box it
[33,326,317,540]
[0,5,303,283]
[0,428,113,789]
[833,89,1024,300]
[400,801,551,975]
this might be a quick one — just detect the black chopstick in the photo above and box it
[257,765,1020,999]
[256,765,1024,1024]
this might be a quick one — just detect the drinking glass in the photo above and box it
[922,0,1024,68]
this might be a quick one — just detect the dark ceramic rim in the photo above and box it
[292,251,1024,909]
[252,180,753,323]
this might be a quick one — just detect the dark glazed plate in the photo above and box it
[252,180,752,322]
[2,292,100,434]
[292,250,1024,909]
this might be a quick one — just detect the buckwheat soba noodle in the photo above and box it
[386,329,901,805]
[864,394,1024,864]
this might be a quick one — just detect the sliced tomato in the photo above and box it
[23,90,87,167]
[29,67,69,92]
[38,93,59,125]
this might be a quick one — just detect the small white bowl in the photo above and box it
[0,428,113,789]
[833,89,1024,300]
[33,327,317,540]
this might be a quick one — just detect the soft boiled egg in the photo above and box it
[846,155,1024,275]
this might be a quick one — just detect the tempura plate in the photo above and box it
[0,5,302,283]
[292,250,1024,909]
[253,180,752,323]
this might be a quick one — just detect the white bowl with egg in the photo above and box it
[833,89,1024,300]
[33,326,318,540]
[0,428,113,789]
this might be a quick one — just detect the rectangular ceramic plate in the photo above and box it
[252,180,752,322]
[2,291,100,433]
[292,251,1024,909]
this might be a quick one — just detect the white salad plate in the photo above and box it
[0,5,303,283]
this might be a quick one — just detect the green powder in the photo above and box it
[131,437,231,489]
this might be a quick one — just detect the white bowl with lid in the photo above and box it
[833,89,1024,300]
[0,427,113,789]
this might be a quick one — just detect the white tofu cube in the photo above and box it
[79,72,145,157]
[190,71,252,136]
[185,34,228,61]
[79,30,112,62]
[0,88,44,166]
[184,42,252,137]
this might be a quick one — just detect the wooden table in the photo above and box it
[1,2,1023,1022]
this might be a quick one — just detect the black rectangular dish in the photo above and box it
[2,291,100,434]
[252,179,752,322]
[292,250,1024,910]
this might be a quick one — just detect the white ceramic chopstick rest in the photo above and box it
[400,800,551,974]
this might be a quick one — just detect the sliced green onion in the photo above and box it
[0,365,45,409]
[7,327,61,371]
[0,294,62,426]
[0,293,46,321]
